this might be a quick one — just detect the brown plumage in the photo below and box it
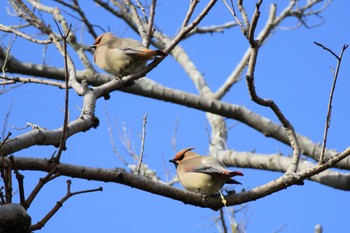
[169,147,243,195]
[91,33,166,76]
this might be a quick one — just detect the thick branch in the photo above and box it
[2,147,349,211]
[0,55,347,169]
[1,115,99,155]
[219,150,350,190]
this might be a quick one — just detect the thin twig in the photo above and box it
[218,208,228,233]
[73,0,98,38]
[146,0,157,47]
[53,0,98,38]
[0,161,12,204]
[135,0,148,20]
[24,167,60,209]
[119,122,138,160]
[214,3,278,100]
[54,20,72,162]
[245,0,301,172]
[1,34,17,77]
[0,132,12,150]
[123,0,148,45]
[137,114,148,174]
[4,166,12,203]
[104,107,128,166]
[0,24,52,44]
[1,102,13,141]
[182,0,200,28]
[248,0,262,47]
[237,0,250,30]
[0,132,12,204]
[29,180,102,230]
[171,117,180,152]
[185,22,238,38]
[222,0,235,16]
[9,155,26,205]
[314,42,349,163]
[1,75,67,88]
[222,0,245,34]
[314,42,340,60]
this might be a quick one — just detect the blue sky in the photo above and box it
[1,1,350,232]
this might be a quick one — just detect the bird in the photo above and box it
[169,147,243,195]
[91,32,166,77]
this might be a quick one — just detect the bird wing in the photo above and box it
[190,157,244,177]
[190,166,224,174]
[108,38,146,56]
[187,156,230,175]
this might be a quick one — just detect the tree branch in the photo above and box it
[1,147,349,211]
[314,42,349,163]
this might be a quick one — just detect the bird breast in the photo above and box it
[176,170,226,195]
[94,45,146,76]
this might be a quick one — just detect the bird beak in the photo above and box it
[169,159,178,168]
[169,159,175,164]
[89,45,96,50]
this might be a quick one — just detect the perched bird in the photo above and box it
[169,147,243,195]
[91,32,166,77]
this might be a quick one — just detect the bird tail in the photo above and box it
[138,49,167,60]
[225,171,243,185]
[228,171,244,177]
[225,178,242,185]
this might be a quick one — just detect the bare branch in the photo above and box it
[8,156,25,205]
[244,1,301,173]
[123,0,148,45]
[0,75,66,89]
[314,41,340,59]
[146,0,157,47]
[29,180,102,230]
[220,150,350,190]
[237,0,251,32]
[182,0,200,28]
[0,24,52,44]
[1,34,17,77]
[215,3,278,99]
[1,103,13,142]
[24,166,60,209]
[314,43,349,163]
[137,114,148,174]
[218,207,228,233]
[104,108,128,166]
[185,22,238,38]
[2,147,350,210]
[2,53,347,171]
[54,0,98,38]
[164,0,218,54]
[53,20,72,162]
[135,0,148,20]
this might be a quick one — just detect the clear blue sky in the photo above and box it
[1,1,350,232]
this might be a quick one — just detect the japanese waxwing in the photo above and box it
[169,147,243,195]
[91,32,166,77]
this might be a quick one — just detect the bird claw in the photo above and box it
[224,189,236,195]
[194,189,208,198]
